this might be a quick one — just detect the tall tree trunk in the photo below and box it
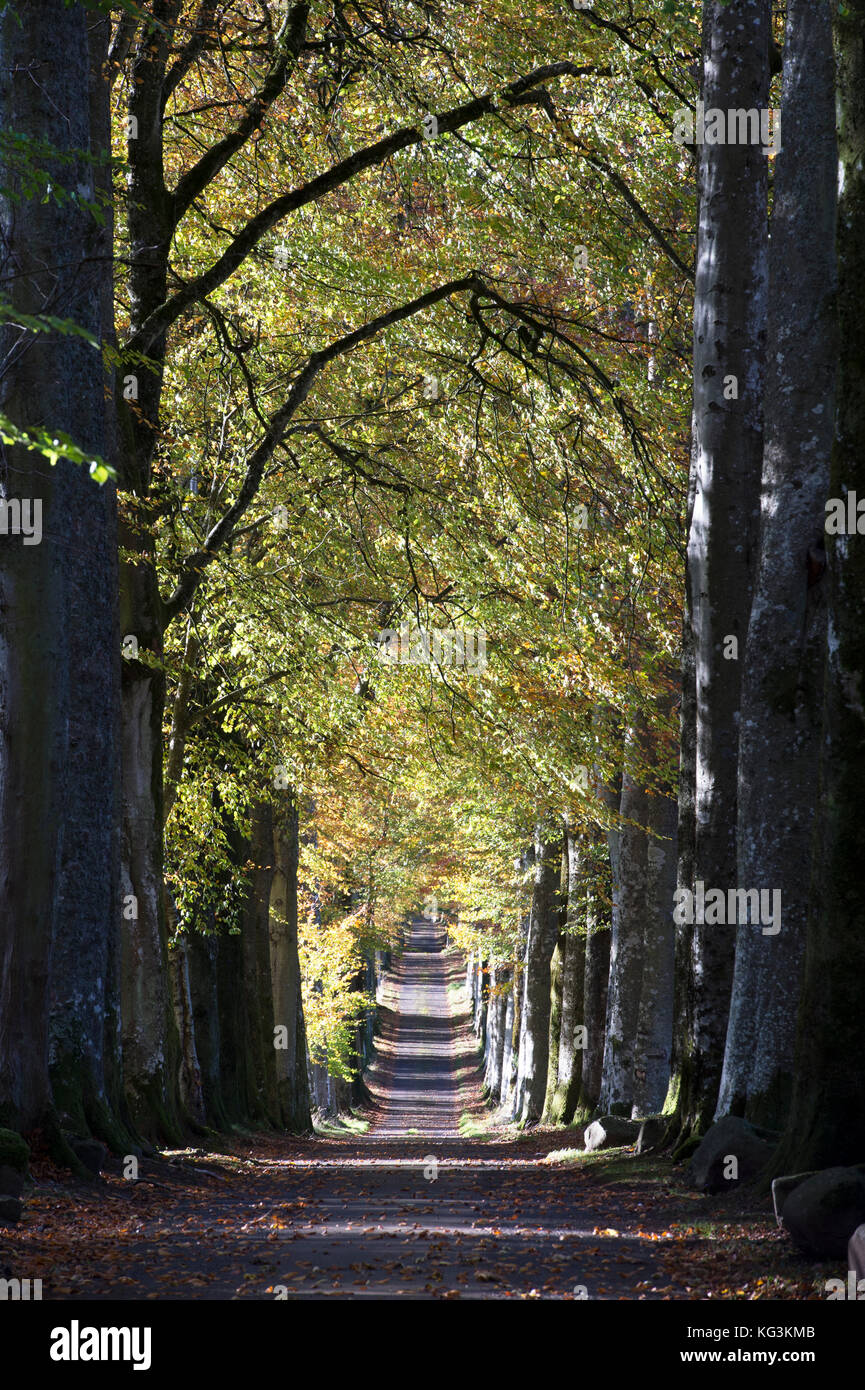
[120,673,184,1141]
[542,931,565,1121]
[678,0,770,1137]
[187,930,229,1130]
[600,727,649,1116]
[241,801,282,1127]
[632,788,677,1117]
[0,1,119,1146]
[666,531,697,1136]
[502,851,533,1117]
[499,976,517,1115]
[47,15,129,1153]
[776,0,865,1173]
[515,831,563,1127]
[718,0,836,1131]
[270,803,312,1133]
[484,965,509,1102]
[169,936,206,1125]
[546,827,585,1124]
[580,847,612,1116]
[217,926,248,1123]
[117,5,183,1144]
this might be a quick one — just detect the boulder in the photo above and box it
[0,1166,24,1199]
[0,1131,29,1223]
[67,1136,107,1176]
[0,1196,23,1224]
[583,1116,642,1152]
[849,1224,865,1281]
[688,1116,773,1193]
[635,1116,667,1154]
[781,1167,865,1260]
[772,1171,818,1227]
[0,1128,29,1176]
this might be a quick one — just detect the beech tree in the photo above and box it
[776,0,865,1172]
[670,0,770,1142]
[717,0,836,1132]
[0,1,121,1151]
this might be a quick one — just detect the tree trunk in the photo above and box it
[632,789,677,1116]
[600,729,649,1116]
[169,936,206,1125]
[678,0,770,1137]
[580,851,612,1116]
[0,1,119,1145]
[116,6,183,1145]
[484,965,510,1102]
[545,828,585,1123]
[472,956,488,1043]
[666,532,697,1134]
[187,930,229,1130]
[542,931,565,1121]
[515,832,563,1126]
[775,0,865,1173]
[241,801,282,1127]
[120,666,184,1142]
[499,978,517,1115]
[217,926,249,1124]
[717,0,836,1132]
[505,847,534,1118]
[48,16,130,1152]
[270,803,312,1133]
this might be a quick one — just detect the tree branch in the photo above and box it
[169,2,310,224]
[161,272,479,624]
[128,61,601,356]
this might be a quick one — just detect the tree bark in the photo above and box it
[542,929,565,1122]
[632,789,677,1117]
[717,0,836,1132]
[600,727,649,1115]
[515,831,563,1127]
[187,930,229,1130]
[580,851,611,1116]
[502,850,533,1118]
[678,0,770,1137]
[0,2,120,1146]
[270,802,312,1133]
[545,827,585,1124]
[484,965,510,1102]
[169,935,206,1125]
[241,800,282,1127]
[775,0,865,1173]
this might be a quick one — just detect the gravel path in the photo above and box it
[368,918,461,1139]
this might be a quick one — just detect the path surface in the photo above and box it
[6,926,730,1300]
[368,917,461,1138]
